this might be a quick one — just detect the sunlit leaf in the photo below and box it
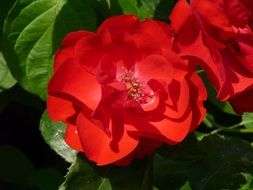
[39,110,77,163]
[3,0,96,99]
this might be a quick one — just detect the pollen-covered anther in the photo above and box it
[119,69,154,103]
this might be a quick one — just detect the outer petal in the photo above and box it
[97,15,139,34]
[136,19,171,48]
[170,0,199,45]
[224,0,249,28]
[229,87,253,114]
[54,31,94,71]
[65,123,84,152]
[48,59,101,110]
[77,112,139,165]
[126,107,192,143]
[47,95,76,122]
[191,0,235,40]
[150,108,192,143]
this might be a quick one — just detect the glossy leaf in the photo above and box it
[154,135,253,190]
[60,155,153,190]
[3,0,96,100]
[39,110,77,163]
[0,52,16,89]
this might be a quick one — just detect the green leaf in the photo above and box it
[179,181,192,190]
[239,173,253,190]
[3,0,96,100]
[154,135,253,190]
[0,145,35,185]
[117,0,176,21]
[242,112,253,129]
[0,0,16,48]
[29,168,64,190]
[0,52,16,89]
[39,110,77,163]
[60,155,153,190]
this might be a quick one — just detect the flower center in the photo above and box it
[118,69,154,104]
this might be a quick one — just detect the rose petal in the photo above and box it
[191,0,235,40]
[97,15,139,34]
[65,123,84,152]
[165,79,190,119]
[135,55,174,84]
[48,59,101,110]
[54,31,94,71]
[77,112,139,165]
[126,108,192,143]
[229,87,253,114]
[137,19,171,48]
[47,95,76,122]
[224,0,249,28]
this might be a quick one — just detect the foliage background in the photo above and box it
[1,0,253,190]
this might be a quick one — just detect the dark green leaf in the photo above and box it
[179,181,192,190]
[29,168,64,190]
[0,0,16,48]
[93,0,123,26]
[117,0,176,21]
[154,135,253,190]
[60,155,153,190]
[39,110,77,163]
[0,145,35,185]
[0,52,16,89]
[3,0,96,100]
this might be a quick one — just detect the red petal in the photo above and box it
[169,0,193,33]
[54,31,94,71]
[150,109,192,143]
[74,30,112,69]
[136,19,171,48]
[135,55,173,84]
[77,112,139,165]
[47,95,76,122]
[191,0,235,40]
[229,88,253,114]
[187,72,207,131]
[61,30,94,47]
[97,15,139,34]
[65,123,84,152]
[126,109,192,143]
[165,80,190,119]
[224,0,249,28]
[48,59,101,110]
[169,0,199,45]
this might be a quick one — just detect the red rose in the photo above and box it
[47,15,206,165]
[170,0,253,114]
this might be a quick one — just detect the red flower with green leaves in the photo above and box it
[47,15,206,165]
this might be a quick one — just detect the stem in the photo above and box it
[203,115,253,134]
